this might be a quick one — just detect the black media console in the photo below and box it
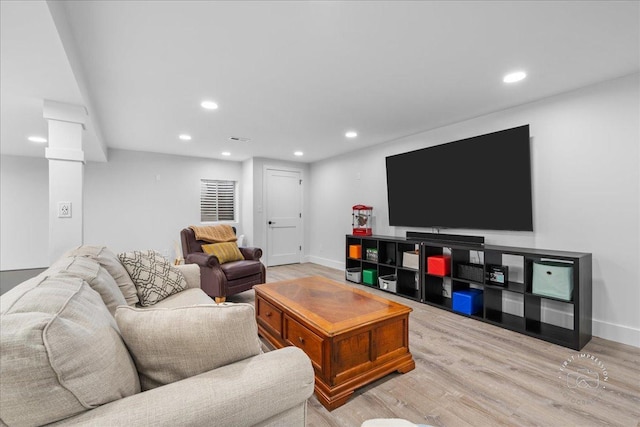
[345,234,592,350]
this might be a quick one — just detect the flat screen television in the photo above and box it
[386,125,533,231]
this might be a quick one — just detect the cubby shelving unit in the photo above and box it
[346,235,592,350]
[346,235,422,302]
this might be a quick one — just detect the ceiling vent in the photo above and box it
[228,136,251,142]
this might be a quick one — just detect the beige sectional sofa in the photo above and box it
[0,246,314,427]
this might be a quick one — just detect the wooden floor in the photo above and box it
[229,263,640,427]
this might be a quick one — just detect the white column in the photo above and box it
[43,100,87,263]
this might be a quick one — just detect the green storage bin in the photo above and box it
[362,269,377,286]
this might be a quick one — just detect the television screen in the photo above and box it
[386,125,533,231]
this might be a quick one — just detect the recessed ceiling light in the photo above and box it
[178,134,192,141]
[221,151,231,156]
[201,100,219,110]
[345,131,358,138]
[503,71,527,83]
[294,151,303,156]
[27,136,47,143]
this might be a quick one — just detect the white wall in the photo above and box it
[0,155,49,270]
[309,73,640,346]
[84,149,243,260]
[0,150,307,270]
[241,158,254,246]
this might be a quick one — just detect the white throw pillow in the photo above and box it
[115,303,262,390]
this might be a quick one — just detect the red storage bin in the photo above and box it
[427,255,451,276]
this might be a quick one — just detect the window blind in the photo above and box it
[200,179,236,222]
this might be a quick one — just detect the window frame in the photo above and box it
[200,179,237,223]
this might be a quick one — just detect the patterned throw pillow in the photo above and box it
[201,242,245,264]
[117,250,187,306]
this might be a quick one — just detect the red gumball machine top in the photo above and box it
[352,205,373,236]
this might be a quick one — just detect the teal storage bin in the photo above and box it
[532,261,573,301]
[362,269,377,286]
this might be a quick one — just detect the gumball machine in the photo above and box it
[352,205,373,236]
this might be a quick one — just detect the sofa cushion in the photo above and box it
[201,242,245,264]
[152,287,214,308]
[115,303,262,391]
[47,256,127,316]
[174,263,201,289]
[118,250,187,306]
[0,275,140,426]
[65,245,139,306]
[221,259,264,280]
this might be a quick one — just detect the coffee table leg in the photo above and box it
[396,359,416,374]
[314,384,354,411]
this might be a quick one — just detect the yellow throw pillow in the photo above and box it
[201,242,245,264]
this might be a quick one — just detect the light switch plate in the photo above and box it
[58,202,72,218]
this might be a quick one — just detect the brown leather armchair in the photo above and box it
[180,228,266,303]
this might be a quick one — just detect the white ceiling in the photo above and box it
[1,1,639,163]
[0,0,104,160]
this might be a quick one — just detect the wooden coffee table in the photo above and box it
[254,276,415,410]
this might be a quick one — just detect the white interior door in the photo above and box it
[265,168,302,266]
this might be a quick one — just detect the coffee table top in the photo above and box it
[254,276,412,335]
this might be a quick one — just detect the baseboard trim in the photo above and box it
[307,255,344,271]
[0,267,48,273]
[593,319,640,348]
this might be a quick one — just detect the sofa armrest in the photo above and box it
[239,247,263,261]
[173,264,200,289]
[52,347,314,427]
[185,252,220,268]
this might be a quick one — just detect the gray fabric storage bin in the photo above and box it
[346,268,362,283]
[532,261,573,301]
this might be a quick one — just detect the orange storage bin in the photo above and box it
[349,245,362,259]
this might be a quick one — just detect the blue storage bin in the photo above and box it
[452,289,483,315]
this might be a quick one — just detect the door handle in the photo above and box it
[268,221,276,225]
